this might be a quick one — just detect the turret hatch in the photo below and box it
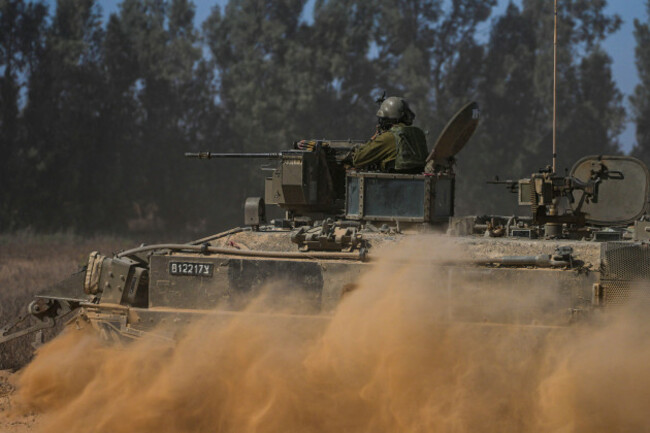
[570,155,649,225]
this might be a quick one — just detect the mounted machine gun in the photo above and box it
[487,156,649,239]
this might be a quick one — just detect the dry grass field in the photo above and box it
[0,232,130,370]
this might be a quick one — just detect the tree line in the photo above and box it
[0,0,646,236]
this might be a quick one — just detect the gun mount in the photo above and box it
[188,143,459,228]
[186,102,480,229]
[187,141,353,220]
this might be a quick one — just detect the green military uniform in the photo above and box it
[353,123,428,172]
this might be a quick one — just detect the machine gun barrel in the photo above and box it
[185,152,283,159]
[486,178,519,193]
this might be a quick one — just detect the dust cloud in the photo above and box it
[10,237,650,433]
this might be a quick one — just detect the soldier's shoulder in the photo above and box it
[391,123,425,136]
[373,130,396,143]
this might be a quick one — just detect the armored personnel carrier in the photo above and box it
[2,101,650,345]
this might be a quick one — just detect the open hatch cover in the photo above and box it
[426,101,480,166]
[570,155,649,226]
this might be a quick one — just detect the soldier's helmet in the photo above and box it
[376,96,416,125]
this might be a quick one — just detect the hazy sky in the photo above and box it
[44,0,646,152]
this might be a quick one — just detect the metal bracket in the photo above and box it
[0,314,55,345]
[0,300,76,346]
[291,219,364,252]
[244,197,266,230]
[592,283,604,307]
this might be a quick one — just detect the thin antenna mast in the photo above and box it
[552,0,558,173]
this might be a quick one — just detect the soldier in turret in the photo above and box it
[352,96,428,173]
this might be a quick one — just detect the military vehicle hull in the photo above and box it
[15,229,640,346]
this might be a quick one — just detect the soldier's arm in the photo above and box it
[352,133,395,169]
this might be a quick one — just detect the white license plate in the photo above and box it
[169,262,214,277]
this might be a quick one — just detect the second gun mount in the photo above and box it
[488,155,650,239]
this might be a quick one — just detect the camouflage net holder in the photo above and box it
[84,251,105,295]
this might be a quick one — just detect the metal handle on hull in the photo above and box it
[117,243,368,261]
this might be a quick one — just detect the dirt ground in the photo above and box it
[3,234,650,433]
[0,370,38,432]
[0,234,132,432]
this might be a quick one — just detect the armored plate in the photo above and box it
[426,101,480,163]
[345,172,454,223]
[570,155,649,225]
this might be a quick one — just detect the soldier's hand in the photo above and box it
[370,124,382,140]
[342,144,359,166]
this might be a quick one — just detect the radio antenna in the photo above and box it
[552,0,558,173]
